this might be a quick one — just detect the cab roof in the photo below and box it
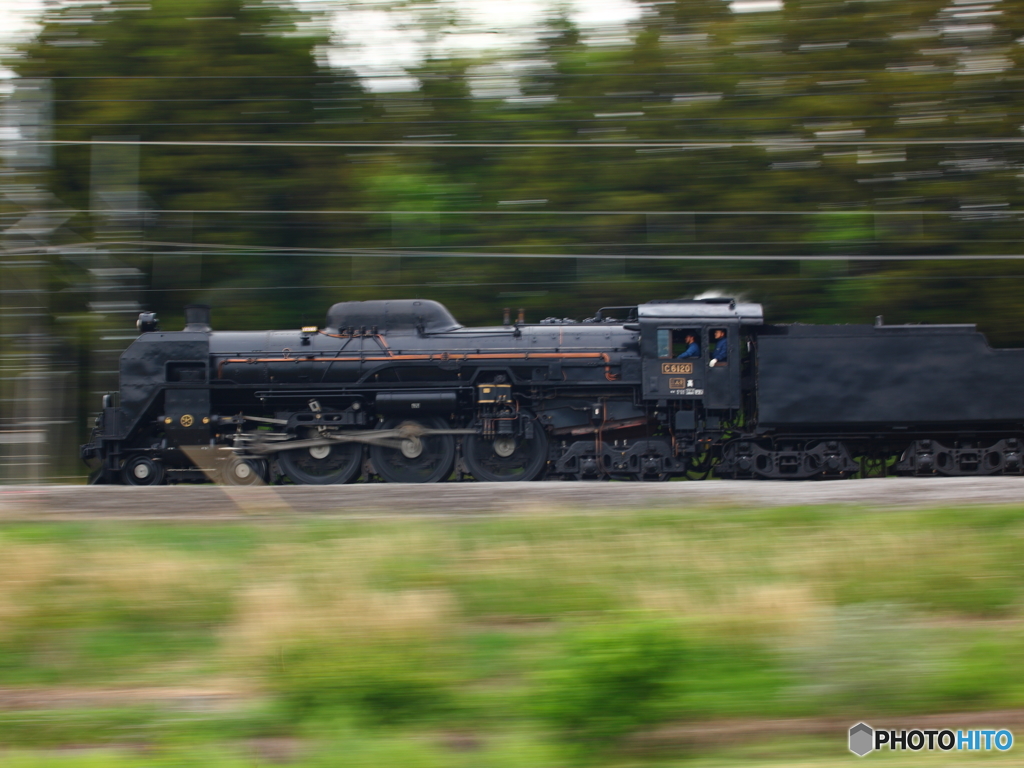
[637,298,763,325]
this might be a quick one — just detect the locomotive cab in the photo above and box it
[637,299,762,411]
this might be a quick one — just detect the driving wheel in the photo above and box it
[279,441,362,484]
[463,415,548,482]
[370,417,455,483]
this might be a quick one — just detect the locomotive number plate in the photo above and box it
[661,362,693,375]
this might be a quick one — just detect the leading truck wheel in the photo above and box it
[370,417,455,483]
[278,442,362,485]
[463,415,548,482]
[122,456,165,486]
[222,456,269,486]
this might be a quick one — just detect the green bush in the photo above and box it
[531,620,688,749]
[929,632,1024,709]
[268,642,457,725]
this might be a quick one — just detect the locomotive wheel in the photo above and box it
[222,456,269,486]
[122,455,165,486]
[632,472,671,482]
[279,442,362,485]
[464,417,548,482]
[370,417,454,484]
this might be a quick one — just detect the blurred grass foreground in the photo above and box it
[2,504,1024,766]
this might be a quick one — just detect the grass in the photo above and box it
[1,502,1024,763]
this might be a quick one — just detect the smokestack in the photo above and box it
[184,304,211,332]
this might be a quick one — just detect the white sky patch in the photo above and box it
[331,0,641,90]
[1,0,642,91]
[731,0,783,13]
[0,0,44,87]
[0,0,43,43]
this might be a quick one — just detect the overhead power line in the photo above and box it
[42,88,1024,102]
[30,70,1017,79]
[37,245,1024,261]
[120,210,1024,216]
[40,113,1024,127]
[60,273,1024,295]
[14,138,1024,148]
[12,209,1021,217]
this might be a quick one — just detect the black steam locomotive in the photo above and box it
[81,298,1024,484]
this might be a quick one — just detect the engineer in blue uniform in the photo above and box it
[709,329,727,367]
[677,333,700,359]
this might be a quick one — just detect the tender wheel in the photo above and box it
[464,415,548,482]
[222,456,269,486]
[370,417,455,484]
[279,441,362,485]
[122,455,165,486]
[632,472,671,482]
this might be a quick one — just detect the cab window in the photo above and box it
[658,328,700,358]
[657,329,671,358]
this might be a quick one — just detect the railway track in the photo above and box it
[1,476,1022,520]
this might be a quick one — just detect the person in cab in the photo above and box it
[709,329,727,367]
[677,333,700,359]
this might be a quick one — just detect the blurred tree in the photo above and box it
[9,0,370,327]
[6,0,1024,336]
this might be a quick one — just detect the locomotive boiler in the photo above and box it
[80,298,1024,484]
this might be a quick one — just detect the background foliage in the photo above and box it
[7,0,1024,330]
[4,0,1024,474]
